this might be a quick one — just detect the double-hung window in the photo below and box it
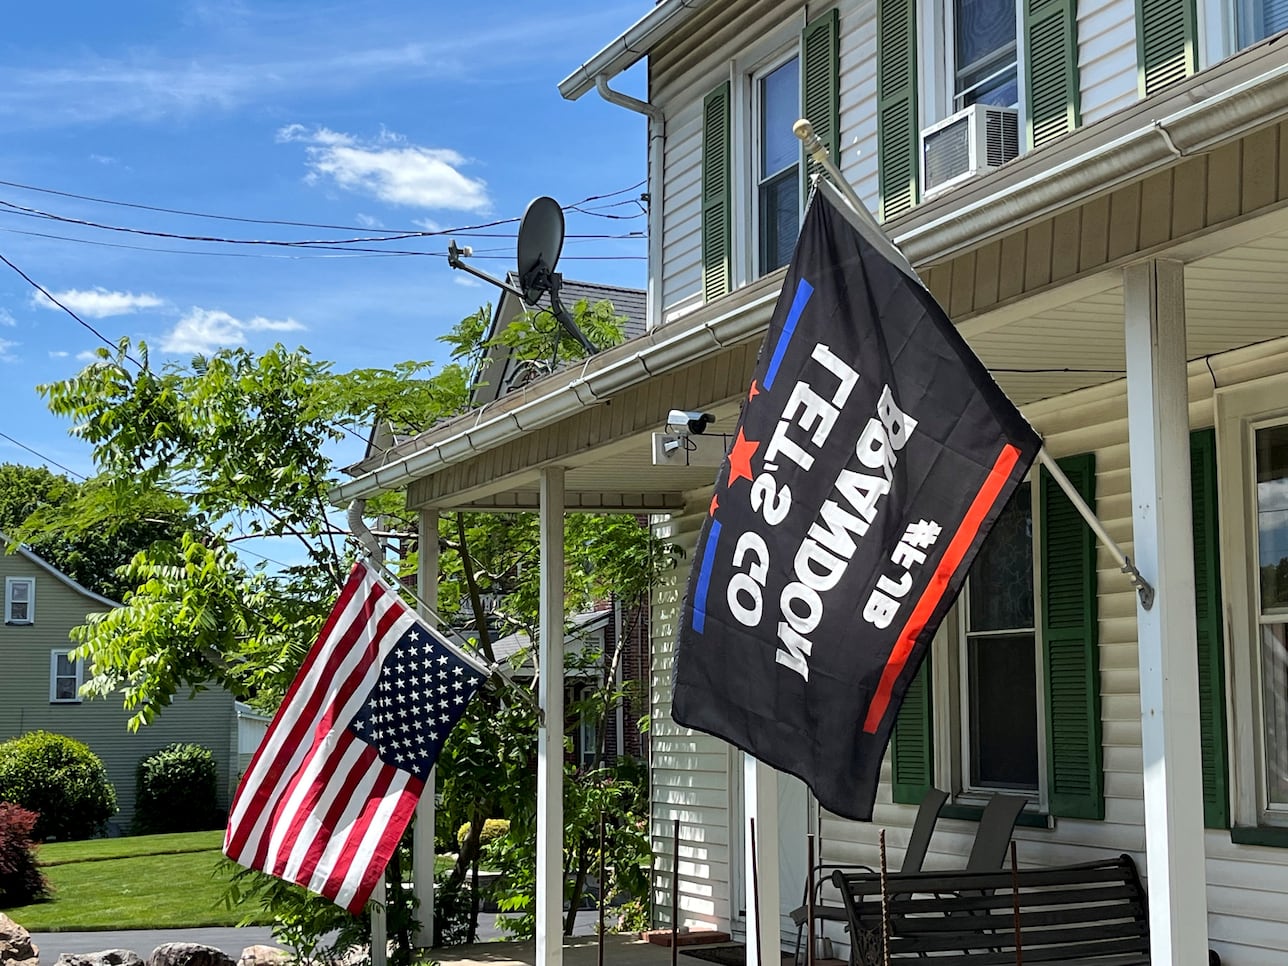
[50,650,82,703]
[953,0,1020,108]
[962,482,1040,793]
[1255,423,1288,809]
[755,55,802,275]
[5,576,34,624]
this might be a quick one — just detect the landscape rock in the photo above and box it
[147,944,236,966]
[237,946,290,966]
[56,951,144,966]
[0,913,38,966]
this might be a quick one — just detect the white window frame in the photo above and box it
[942,480,1050,811]
[49,649,83,703]
[5,576,34,625]
[1216,373,1288,828]
[920,0,1028,136]
[729,13,807,289]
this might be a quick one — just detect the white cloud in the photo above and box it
[354,213,384,229]
[48,350,69,359]
[32,287,163,319]
[0,338,17,362]
[89,153,118,165]
[0,308,14,326]
[279,124,489,212]
[75,350,99,362]
[453,276,483,289]
[162,307,305,354]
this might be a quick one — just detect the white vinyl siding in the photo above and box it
[662,98,705,319]
[1077,0,1139,123]
[650,495,733,931]
[837,0,883,214]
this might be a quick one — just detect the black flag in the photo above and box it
[672,181,1041,820]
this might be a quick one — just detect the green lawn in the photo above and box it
[3,831,460,932]
[3,830,267,931]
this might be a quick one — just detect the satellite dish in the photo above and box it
[516,196,565,305]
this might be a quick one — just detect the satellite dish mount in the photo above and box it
[447,196,598,356]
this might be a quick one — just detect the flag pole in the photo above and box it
[1036,448,1155,609]
[791,119,1156,612]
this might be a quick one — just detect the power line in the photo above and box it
[0,250,140,365]
[0,429,87,480]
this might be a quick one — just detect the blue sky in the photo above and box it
[0,1,648,502]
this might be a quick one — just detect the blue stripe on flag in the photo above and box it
[692,519,722,634]
[763,279,813,390]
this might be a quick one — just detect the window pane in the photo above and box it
[1258,425,1288,613]
[969,633,1039,789]
[760,57,800,176]
[11,581,28,603]
[55,676,78,701]
[57,653,76,676]
[956,0,1016,73]
[968,482,1033,631]
[9,601,28,622]
[759,170,800,273]
[963,68,1019,108]
[1263,622,1288,805]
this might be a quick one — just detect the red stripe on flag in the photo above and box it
[294,741,383,888]
[225,568,389,859]
[862,443,1022,734]
[241,595,403,873]
[341,780,423,914]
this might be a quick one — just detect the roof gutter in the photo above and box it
[557,0,715,101]
[897,58,1288,265]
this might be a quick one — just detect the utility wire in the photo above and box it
[0,429,87,480]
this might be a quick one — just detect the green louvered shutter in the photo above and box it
[1041,453,1104,820]
[701,81,732,303]
[891,661,933,804]
[877,0,918,220]
[1137,0,1198,97]
[1191,428,1230,829]
[802,9,841,179]
[1024,0,1080,149]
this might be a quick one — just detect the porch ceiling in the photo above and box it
[406,214,1288,513]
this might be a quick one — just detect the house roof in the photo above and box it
[491,609,612,673]
[558,0,717,101]
[0,531,119,609]
[471,276,647,405]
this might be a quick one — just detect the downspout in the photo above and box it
[594,75,665,331]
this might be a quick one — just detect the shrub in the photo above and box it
[456,818,509,853]
[134,742,222,834]
[0,731,116,841]
[0,803,48,905]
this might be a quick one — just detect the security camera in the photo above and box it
[667,410,715,435]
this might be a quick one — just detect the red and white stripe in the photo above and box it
[223,561,423,913]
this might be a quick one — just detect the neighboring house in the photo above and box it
[489,603,650,766]
[0,537,240,833]
[470,277,647,405]
[333,1,1288,962]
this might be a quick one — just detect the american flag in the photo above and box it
[223,560,490,912]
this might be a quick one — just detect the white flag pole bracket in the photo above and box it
[1037,449,1155,610]
[791,118,1155,612]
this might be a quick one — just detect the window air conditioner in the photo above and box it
[920,104,1020,199]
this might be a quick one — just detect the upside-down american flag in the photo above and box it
[224,560,490,912]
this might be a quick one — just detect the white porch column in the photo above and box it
[1123,258,1209,965]
[743,756,780,966]
[413,508,439,948]
[537,467,566,966]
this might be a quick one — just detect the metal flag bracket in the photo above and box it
[792,117,1156,613]
[344,500,545,722]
